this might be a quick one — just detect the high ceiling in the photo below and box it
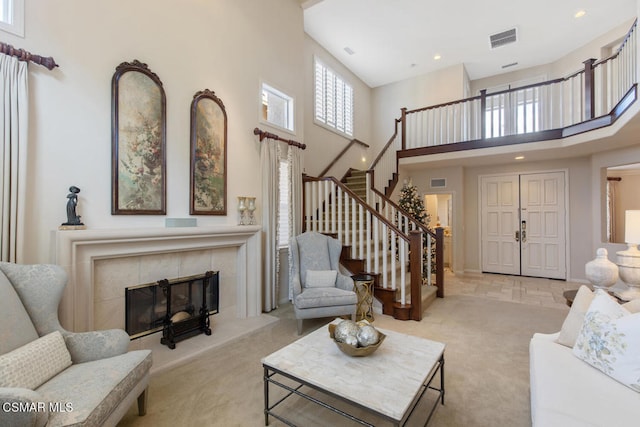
[303,0,638,88]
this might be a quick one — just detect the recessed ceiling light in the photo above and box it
[344,46,355,55]
[410,63,417,68]
[433,54,442,60]
[515,155,525,160]
[575,10,586,19]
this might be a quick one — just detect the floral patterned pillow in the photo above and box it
[572,289,640,392]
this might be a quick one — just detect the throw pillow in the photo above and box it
[557,285,594,347]
[556,286,640,348]
[305,270,338,288]
[0,331,72,389]
[572,290,640,392]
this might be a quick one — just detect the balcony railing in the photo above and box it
[401,20,637,151]
[369,20,638,196]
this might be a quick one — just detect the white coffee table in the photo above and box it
[262,320,445,426]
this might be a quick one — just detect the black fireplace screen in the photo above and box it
[125,271,219,339]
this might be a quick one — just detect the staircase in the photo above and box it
[343,170,438,317]
[344,169,367,199]
[302,172,443,321]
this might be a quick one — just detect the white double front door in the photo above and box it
[480,171,566,279]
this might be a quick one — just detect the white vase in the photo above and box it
[237,197,247,225]
[585,248,618,289]
[246,197,256,225]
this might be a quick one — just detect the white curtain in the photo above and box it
[261,138,280,312]
[287,144,303,300]
[288,144,303,239]
[0,54,28,263]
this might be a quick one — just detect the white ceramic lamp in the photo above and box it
[616,210,640,300]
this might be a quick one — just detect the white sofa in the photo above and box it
[530,285,640,427]
[530,331,640,427]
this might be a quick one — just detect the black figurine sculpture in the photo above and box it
[62,186,84,226]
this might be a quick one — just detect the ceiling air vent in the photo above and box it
[489,28,517,49]
[430,178,446,189]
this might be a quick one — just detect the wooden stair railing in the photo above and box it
[319,138,370,178]
[302,175,426,321]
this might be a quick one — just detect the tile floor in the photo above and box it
[441,271,583,310]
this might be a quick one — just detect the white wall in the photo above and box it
[370,64,467,153]
[303,34,373,177]
[394,166,465,275]
[1,0,306,263]
[462,158,592,281]
[471,19,635,95]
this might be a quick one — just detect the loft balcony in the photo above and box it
[371,20,640,190]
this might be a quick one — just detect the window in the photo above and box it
[261,83,294,133]
[277,159,290,248]
[314,57,353,137]
[0,0,24,37]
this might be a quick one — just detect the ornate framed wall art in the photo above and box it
[111,60,166,215]
[190,89,227,215]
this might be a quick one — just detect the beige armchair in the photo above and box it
[0,262,152,427]
[289,232,357,334]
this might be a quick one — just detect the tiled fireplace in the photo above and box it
[52,225,276,372]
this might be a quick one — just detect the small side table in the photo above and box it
[563,288,624,307]
[562,289,578,307]
[352,274,375,322]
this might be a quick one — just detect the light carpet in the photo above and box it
[118,293,568,426]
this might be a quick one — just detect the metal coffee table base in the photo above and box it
[263,354,444,426]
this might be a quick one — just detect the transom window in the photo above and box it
[314,57,353,137]
[261,82,294,133]
[0,0,24,37]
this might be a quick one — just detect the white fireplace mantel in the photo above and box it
[52,225,262,332]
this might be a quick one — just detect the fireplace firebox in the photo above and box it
[125,271,219,349]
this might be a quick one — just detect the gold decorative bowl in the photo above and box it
[328,323,386,357]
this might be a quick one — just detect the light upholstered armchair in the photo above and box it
[0,262,152,427]
[290,232,357,334]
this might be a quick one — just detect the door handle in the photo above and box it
[521,220,527,243]
[515,231,520,242]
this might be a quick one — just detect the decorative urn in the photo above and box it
[585,248,618,289]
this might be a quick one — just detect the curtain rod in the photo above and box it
[253,127,306,150]
[0,42,59,70]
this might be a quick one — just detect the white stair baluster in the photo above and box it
[337,186,343,242]
[399,238,406,305]
[351,198,357,259]
[358,204,364,260]
[330,183,336,234]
